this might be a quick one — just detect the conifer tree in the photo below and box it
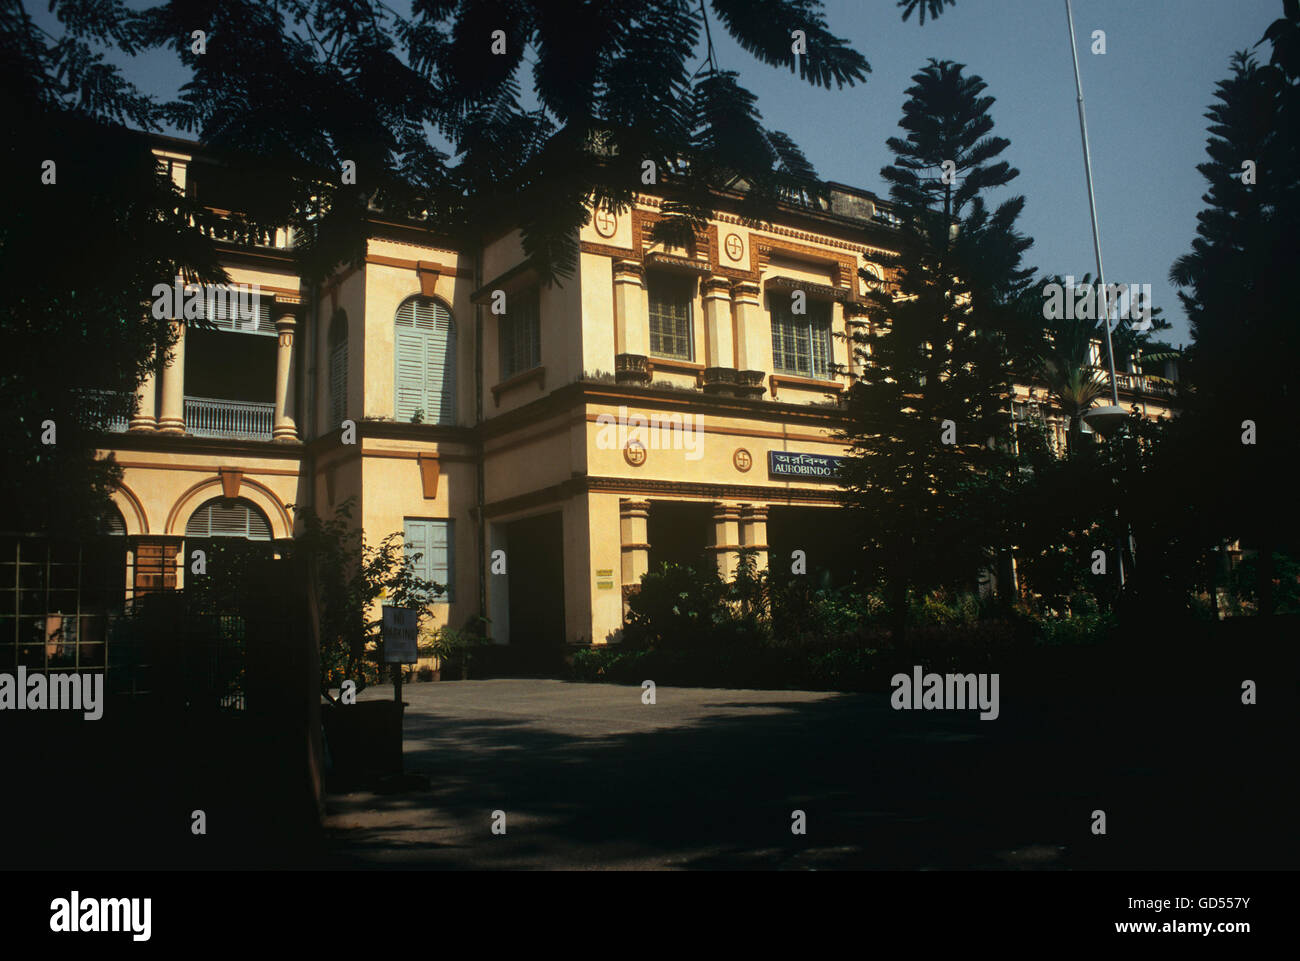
[1169,2,1300,613]
[839,60,1034,642]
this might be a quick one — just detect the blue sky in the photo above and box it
[717,0,1283,346]
[31,0,1284,344]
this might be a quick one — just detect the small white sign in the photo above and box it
[382,606,420,664]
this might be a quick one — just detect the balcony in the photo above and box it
[1114,372,1176,398]
[184,396,274,441]
[196,209,292,250]
[78,389,130,433]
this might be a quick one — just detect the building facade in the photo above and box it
[59,136,1179,671]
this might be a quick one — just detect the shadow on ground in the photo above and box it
[319,674,1297,870]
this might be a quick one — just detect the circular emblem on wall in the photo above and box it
[594,207,618,238]
[733,448,753,473]
[863,263,884,290]
[624,439,647,467]
[724,232,744,262]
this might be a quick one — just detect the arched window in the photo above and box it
[328,309,348,429]
[97,505,127,536]
[394,296,457,424]
[185,497,272,540]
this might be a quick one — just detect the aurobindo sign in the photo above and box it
[768,451,846,480]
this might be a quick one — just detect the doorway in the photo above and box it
[504,511,566,671]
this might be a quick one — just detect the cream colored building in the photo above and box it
[73,136,1178,672]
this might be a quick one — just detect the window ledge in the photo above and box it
[770,373,843,400]
[647,356,703,387]
[491,365,546,406]
[647,356,703,374]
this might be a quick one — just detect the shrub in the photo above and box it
[623,562,730,651]
[569,645,630,681]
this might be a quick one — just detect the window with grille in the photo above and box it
[499,288,541,380]
[771,297,832,379]
[403,519,453,602]
[395,297,457,424]
[647,273,694,361]
[328,310,348,428]
[0,535,125,672]
[185,498,272,540]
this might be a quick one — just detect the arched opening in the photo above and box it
[394,296,457,424]
[183,497,276,605]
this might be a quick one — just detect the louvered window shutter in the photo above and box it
[428,520,452,599]
[198,288,274,334]
[395,298,456,424]
[403,519,453,602]
[395,327,426,422]
[185,499,271,540]
[403,519,430,582]
[426,305,456,424]
[329,340,348,427]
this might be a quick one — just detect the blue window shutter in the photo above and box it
[395,327,426,422]
[403,519,452,603]
[395,298,456,424]
[403,519,430,583]
[425,306,456,425]
[430,520,452,602]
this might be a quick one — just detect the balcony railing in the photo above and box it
[78,389,130,433]
[184,396,274,440]
[1114,371,1176,398]
[196,209,292,250]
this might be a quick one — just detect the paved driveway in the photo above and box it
[321,678,1295,870]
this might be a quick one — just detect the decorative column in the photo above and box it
[702,277,736,394]
[156,320,186,433]
[129,347,158,431]
[731,281,768,397]
[273,308,299,442]
[613,261,651,384]
[619,498,651,603]
[739,504,769,572]
[709,501,743,580]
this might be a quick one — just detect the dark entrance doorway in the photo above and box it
[767,506,862,587]
[647,501,712,573]
[505,511,566,672]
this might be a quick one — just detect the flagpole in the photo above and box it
[1066,0,1127,589]
[1065,0,1121,407]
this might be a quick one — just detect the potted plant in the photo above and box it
[289,499,444,780]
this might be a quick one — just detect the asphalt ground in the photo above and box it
[320,678,1297,870]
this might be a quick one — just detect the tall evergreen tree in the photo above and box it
[1169,2,1300,614]
[839,59,1033,643]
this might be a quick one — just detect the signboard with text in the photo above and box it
[767,450,847,481]
[381,606,420,664]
